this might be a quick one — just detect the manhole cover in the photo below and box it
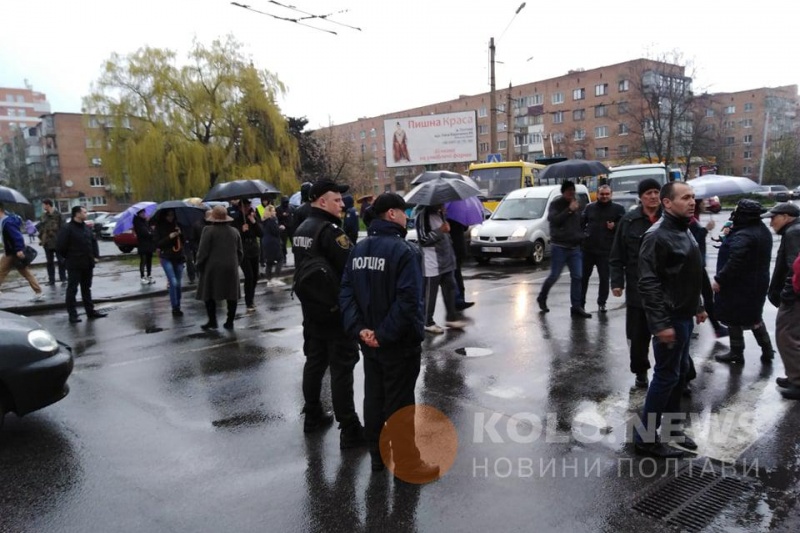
[632,461,751,532]
[455,347,493,358]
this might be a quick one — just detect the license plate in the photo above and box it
[481,246,502,253]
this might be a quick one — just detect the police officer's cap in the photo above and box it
[309,179,349,201]
[372,192,412,214]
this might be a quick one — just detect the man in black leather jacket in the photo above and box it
[762,202,800,399]
[634,182,707,458]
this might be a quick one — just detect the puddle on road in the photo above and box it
[455,347,493,358]
[144,326,164,334]
[212,410,284,429]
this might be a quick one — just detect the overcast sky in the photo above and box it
[1,0,796,130]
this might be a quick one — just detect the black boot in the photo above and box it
[716,328,745,364]
[201,300,218,330]
[753,321,774,363]
[340,422,368,449]
[223,299,236,329]
[303,405,334,433]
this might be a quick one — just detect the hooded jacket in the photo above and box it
[0,214,25,256]
[340,218,425,348]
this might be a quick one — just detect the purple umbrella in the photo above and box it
[445,196,485,226]
[113,201,158,235]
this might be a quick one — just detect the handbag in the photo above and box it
[15,245,38,268]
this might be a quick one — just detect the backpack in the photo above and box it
[291,223,341,320]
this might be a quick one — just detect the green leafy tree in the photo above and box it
[83,35,299,200]
[764,133,800,186]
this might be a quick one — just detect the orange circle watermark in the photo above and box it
[379,404,458,484]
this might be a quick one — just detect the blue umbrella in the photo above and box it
[113,201,157,235]
[445,196,485,226]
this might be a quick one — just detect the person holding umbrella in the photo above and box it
[154,209,186,316]
[0,202,44,301]
[133,209,156,285]
[232,197,263,313]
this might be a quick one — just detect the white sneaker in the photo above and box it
[148,276,156,285]
[424,324,445,334]
[246,306,256,313]
[141,277,149,285]
[445,320,468,329]
[271,279,286,287]
[31,292,45,302]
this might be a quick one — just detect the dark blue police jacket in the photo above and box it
[340,218,425,348]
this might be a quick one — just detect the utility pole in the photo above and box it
[506,83,513,162]
[758,110,770,185]
[489,37,496,157]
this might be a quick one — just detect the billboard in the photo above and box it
[383,111,477,168]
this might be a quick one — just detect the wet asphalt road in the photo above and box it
[2,211,800,533]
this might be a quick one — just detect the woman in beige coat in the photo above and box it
[195,205,243,330]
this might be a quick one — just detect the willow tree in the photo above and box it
[83,35,299,200]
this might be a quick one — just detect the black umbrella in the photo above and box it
[411,170,479,189]
[151,200,208,233]
[203,179,280,202]
[538,159,610,181]
[0,185,31,205]
[404,177,481,206]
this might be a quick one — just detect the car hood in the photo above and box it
[0,310,41,335]
[476,219,543,238]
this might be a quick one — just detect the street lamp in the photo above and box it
[489,2,526,157]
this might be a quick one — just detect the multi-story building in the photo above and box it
[0,84,51,146]
[700,85,799,179]
[320,58,798,193]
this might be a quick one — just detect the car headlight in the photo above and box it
[28,329,59,352]
[471,227,481,239]
[510,226,528,239]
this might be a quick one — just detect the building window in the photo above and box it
[594,83,608,97]
[533,94,543,105]
[479,142,490,152]
[574,129,585,141]
[744,151,753,159]
[553,111,564,124]
[371,143,377,152]
[725,136,735,145]
[478,124,488,135]
[370,128,376,138]
[498,140,507,150]
[743,166,753,174]
[618,123,629,135]
[572,109,585,121]
[89,176,106,187]
[706,109,715,117]
[574,150,585,159]
[497,103,505,113]
[478,107,487,118]
[724,105,736,114]
[572,88,585,101]
[360,131,366,139]
[497,122,506,132]
[596,147,608,158]
[744,103,754,112]
[552,132,564,143]
[91,196,107,206]
[595,126,609,138]
[741,118,753,128]
[552,92,564,105]
[88,117,100,128]
[595,105,608,118]
[531,115,543,125]
[360,144,366,154]
[618,145,629,156]
[725,120,736,129]
[618,79,629,92]
[743,134,753,144]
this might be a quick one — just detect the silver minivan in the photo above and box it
[469,184,590,265]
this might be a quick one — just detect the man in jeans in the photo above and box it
[39,199,66,286]
[580,184,625,313]
[0,202,44,301]
[537,180,591,318]
[635,182,706,458]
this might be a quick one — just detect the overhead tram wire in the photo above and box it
[267,0,362,31]
[230,2,338,35]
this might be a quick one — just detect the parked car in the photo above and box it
[100,213,124,239]
[91,212,118,237]
[792,185,800,200]
[754,185,791,202]
[469,184,590,265]
[0,311,73,429]
[113,230,138,253]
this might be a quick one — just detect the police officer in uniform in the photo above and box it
[292,178,365,449]
[340,193,440,481]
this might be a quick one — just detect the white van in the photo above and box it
[469,184,590,265]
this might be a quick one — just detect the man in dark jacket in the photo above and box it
[56,206,107,323]
[340,193,439,482]
[275,195,295,261]
[712,199,774,364]
[0,203,44,300]
[761,202,800,399]
[609,178,662,388]
[293,178,364,448]
[580,184,625,313]
[342,194,359,245]
[634,182,706,458]
[537,180,591,318]
[39,198,66,285]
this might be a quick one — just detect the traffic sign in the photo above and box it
[487,153,502,163]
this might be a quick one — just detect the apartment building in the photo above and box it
[322,58,798,193]
[0,84,51,145]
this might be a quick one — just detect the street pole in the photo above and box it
[506,83,513,162]
[758,110,769,185]
[489,37,496,157]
